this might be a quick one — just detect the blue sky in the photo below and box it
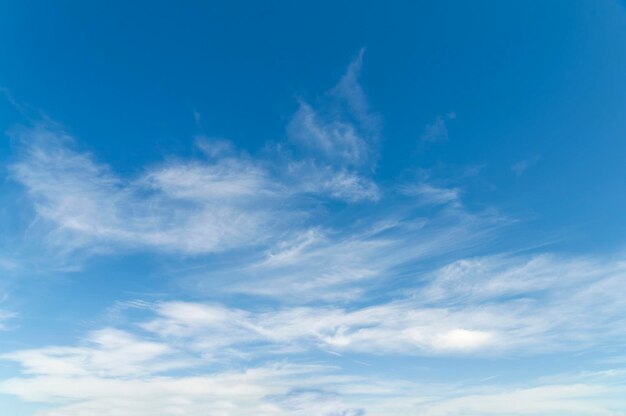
[1,1,626,415]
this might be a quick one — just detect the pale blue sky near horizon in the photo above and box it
[1,1,626,415]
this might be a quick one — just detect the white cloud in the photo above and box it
[0,310,15,331]
[421,116,448,143]
[287,102,370,166]
[0,332,382,416]
[189,208,497,302]
[10,124,381,258]
[136,250,626,357]
[284,49,381,203]
[273,390,365,416]
[288,49,380,168]
[194,136,236,158]
[4,247,626,416]
[420,112,457,144]
[331,48,380,135]
[8,53,387,259]
[9,124,290,255]
[0,279,16,331]
[285,160,380,202]
[1,328,187,378]
[512,155,540,176]
[0,364,368,416]
[415,383,626,416]
[400,183,461,206]
[3,320,626,416]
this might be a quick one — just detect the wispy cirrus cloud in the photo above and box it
[287,101,371,166]
[0,310,14,331]
[7,52,386,261]
[3,244,626,414]
[9,125,289,255]
[196,208,499,302]
[288,49,380,167]
[141,253,626,357]
[9,121,626,357]
[0,326,384,416]
[5,252,623,369]
[399,182,462,207]
[0,275,16,331]
[0,361,370,416]
[415,381,626,416]
[511,155,540,176]
[3,308,626,416]
[284,159,380,202]
[286,49,381,201]
[420,112,456,144]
